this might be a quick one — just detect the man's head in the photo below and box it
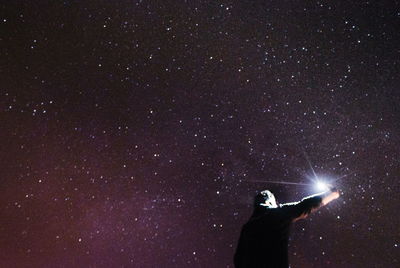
[254,190,278,208]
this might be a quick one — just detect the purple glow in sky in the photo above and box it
[1,1,399,267]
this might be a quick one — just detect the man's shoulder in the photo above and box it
[247,207,284,223]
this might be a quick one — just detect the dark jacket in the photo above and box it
[234,195,323,268]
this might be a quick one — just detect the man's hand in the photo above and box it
[329,186,340,199]
[321,186,340,205]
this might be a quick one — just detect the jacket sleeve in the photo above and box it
[280,194,323,221]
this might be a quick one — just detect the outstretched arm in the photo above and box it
[281,187,340,221]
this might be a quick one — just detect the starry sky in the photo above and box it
[1,1,399,267]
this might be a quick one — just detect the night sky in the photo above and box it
[1,1,400,267]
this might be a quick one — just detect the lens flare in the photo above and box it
[315,180,329,191]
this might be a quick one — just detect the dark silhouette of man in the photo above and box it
[234,188,340,268]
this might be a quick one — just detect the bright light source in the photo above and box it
[315,180,329,191]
